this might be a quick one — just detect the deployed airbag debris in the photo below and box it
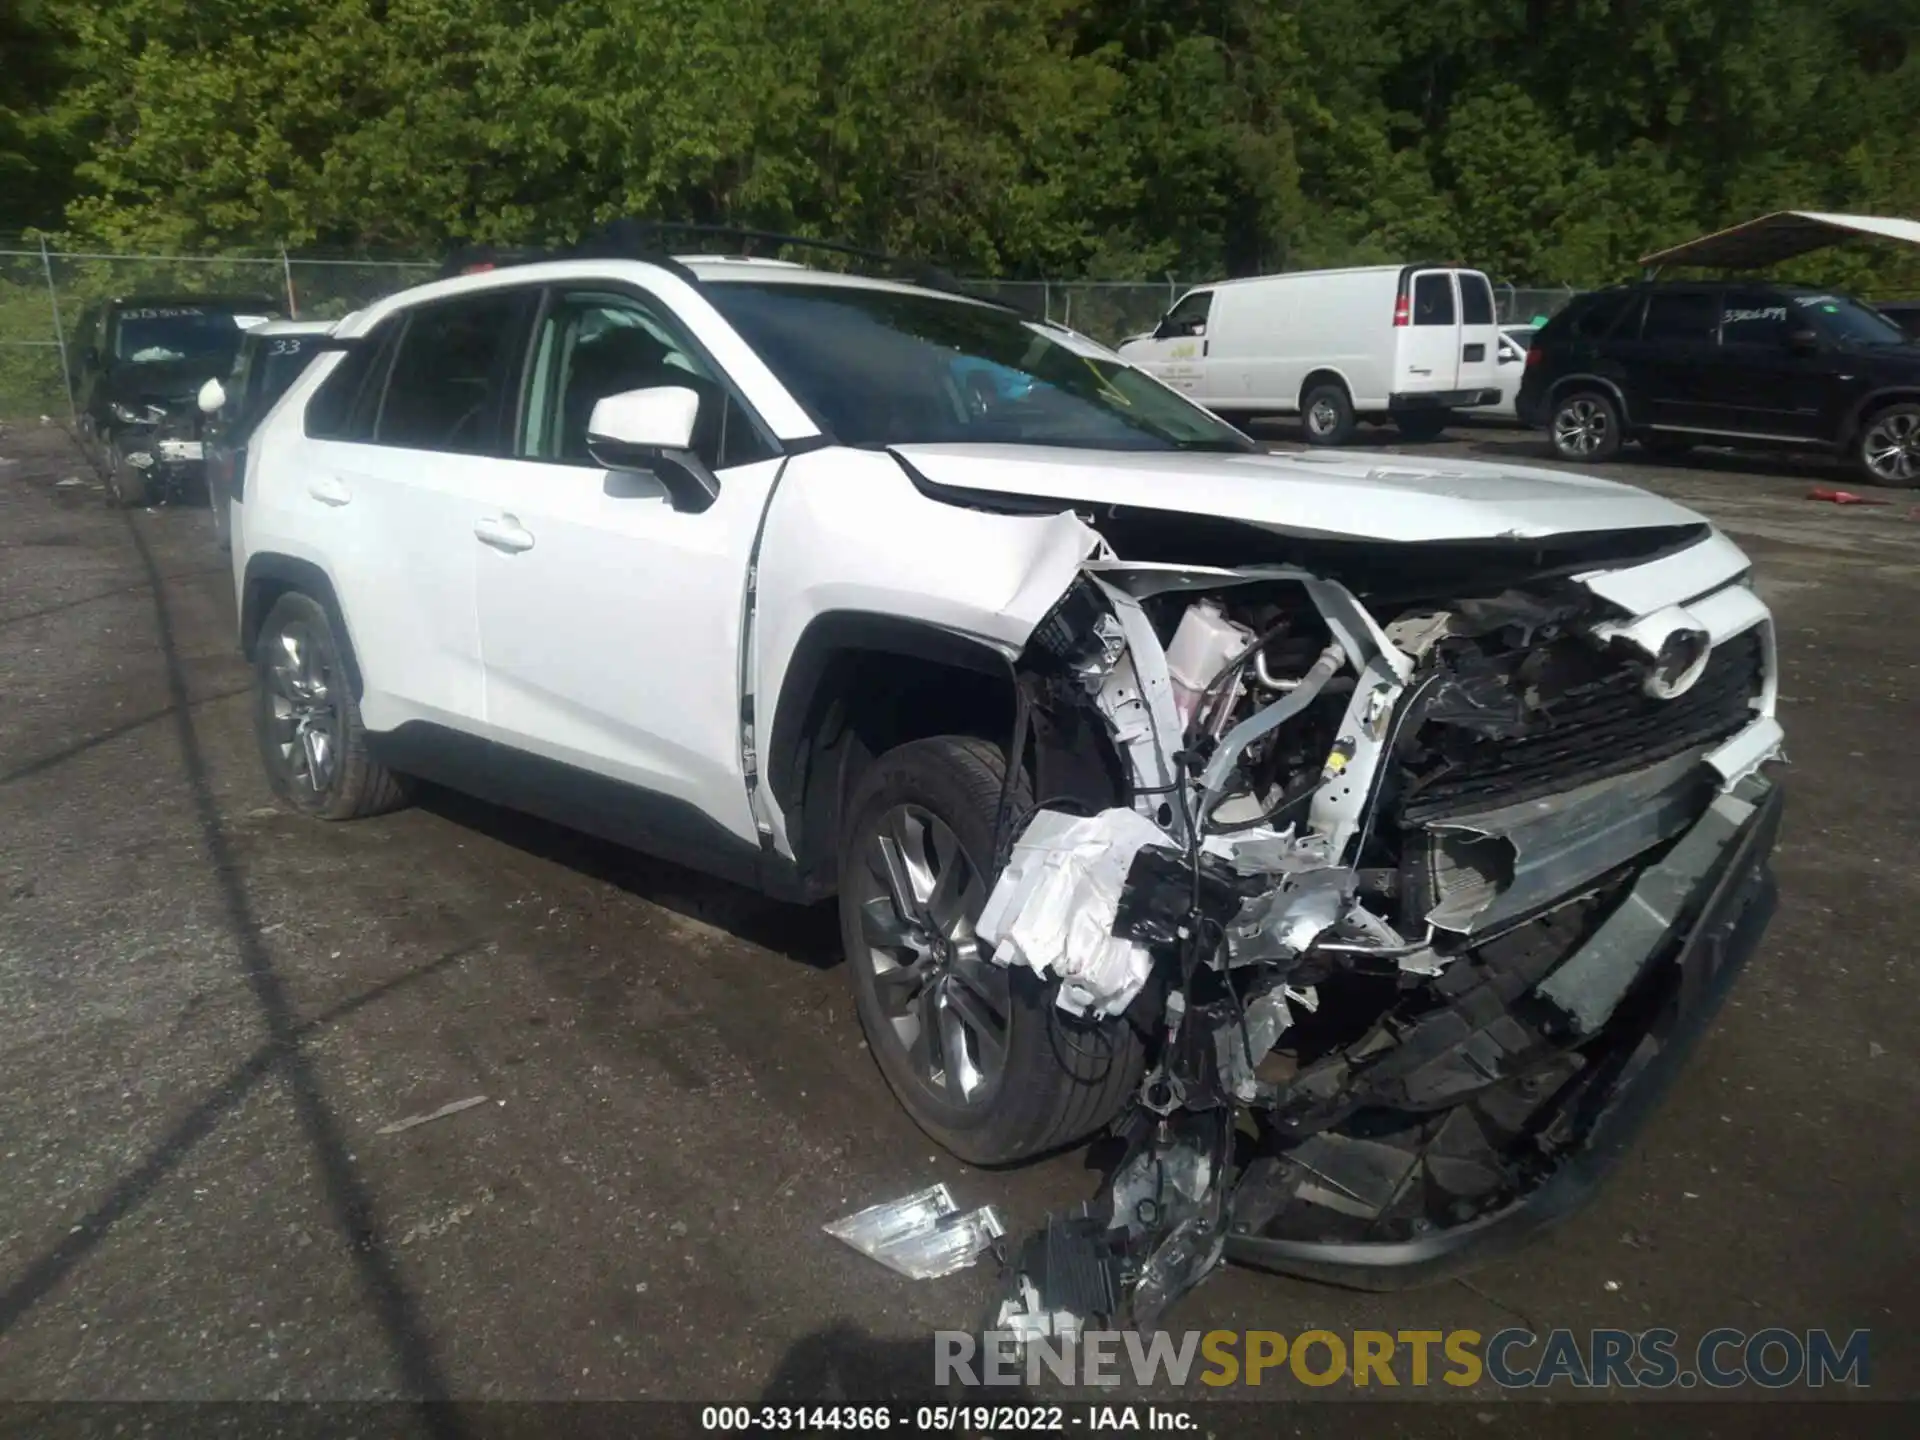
[977,807,1170,1017]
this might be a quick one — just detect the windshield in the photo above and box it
[1792,293,1910,347]
[113,306,265,366]
[702,282,1255,452]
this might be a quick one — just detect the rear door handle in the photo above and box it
[474,515,535,554]
[308,475,352,506]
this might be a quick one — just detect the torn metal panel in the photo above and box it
[1535,790,1757,1035]
[1418,749,1714,935]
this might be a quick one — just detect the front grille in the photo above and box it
[1399,628,1764,822]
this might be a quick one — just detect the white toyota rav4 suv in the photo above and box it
[230,245,1784,1302]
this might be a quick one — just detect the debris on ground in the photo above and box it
[56,475,85,487]
[375,1094,489,1136]
[824,1184,1005,1280]
[1806,487,1890,505]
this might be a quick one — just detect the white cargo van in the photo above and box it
[1117,264,1504,444]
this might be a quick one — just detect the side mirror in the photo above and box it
[585,386,719,513]
[197,378,227,414]
[1787,327,1820,353]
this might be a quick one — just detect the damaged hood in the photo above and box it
[893,444,1704,545]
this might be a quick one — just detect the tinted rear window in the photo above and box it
[1413,274,1456,325]
[1561,291,1634,341]
[1460,273,1495,325]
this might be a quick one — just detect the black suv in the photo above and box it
[71,294,281,505]
[1516,281,1920,486]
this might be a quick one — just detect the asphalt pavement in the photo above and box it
[0,419,1913,1423]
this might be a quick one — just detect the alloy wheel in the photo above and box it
[1863,411,1920,485]
[265,622,339,793]
[855,804,1011,1105]
[1307,398,1339,437]
[1553,398,1609,456]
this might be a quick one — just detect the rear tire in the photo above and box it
[1857,402,1920,488]
[1300,382,1356,446]
[839,736,1144,1165]
[1549,389,1622,462]
[1394,410,1449,443]
[253,592,410,821]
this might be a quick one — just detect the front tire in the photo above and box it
[1858,403,1920,488]
[253,592,410,820]
[839,736,1144,1165]
[1549,390,1622,462]
[1300,382,1356,446]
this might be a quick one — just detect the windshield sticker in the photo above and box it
[119,307,207,320]
[1794,295,1842,308]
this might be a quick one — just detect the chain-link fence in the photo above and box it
[1496,285,1580,326]
[0,238,1588,420]
[0,241,437,419]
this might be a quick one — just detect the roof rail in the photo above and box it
[438,222,1036,318]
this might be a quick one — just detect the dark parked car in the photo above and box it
[1516,281,1920,486]
[195,319,334,548]
[71,294,280,505]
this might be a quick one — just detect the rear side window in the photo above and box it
[1641,292,1720,343]
[378,291,536,455]
[1569,291,1635,340]
[306,320,402,441]
[1413,274,1456,325]
[1459,273,1495,325]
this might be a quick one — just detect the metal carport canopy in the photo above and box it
[1639,211,1920,271]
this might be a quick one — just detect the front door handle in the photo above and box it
[308,475,352,506]
[474,515,535,554]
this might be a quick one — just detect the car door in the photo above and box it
[298,288,537,739]
[1397,270,1461,394]
[1455,270,1501,399]
[1612,288,1720,429]
[1125,290,1213,396]
[467,282,786,854]
[1702,289,1832,440]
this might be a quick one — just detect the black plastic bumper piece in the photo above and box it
[1223,780,1783,1290]
[1390,388,1501,411]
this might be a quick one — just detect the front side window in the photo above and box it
[517,290,770,470]
[1794,292,1910,347]
[1719,292,1791,346]
[378,291,535,455]
[1641,292,1719,343]
[1158,290,1213,338]
[704,282,1255,452]
[1413,273,1457,325]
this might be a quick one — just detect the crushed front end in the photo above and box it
[979,527,1784,1331]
